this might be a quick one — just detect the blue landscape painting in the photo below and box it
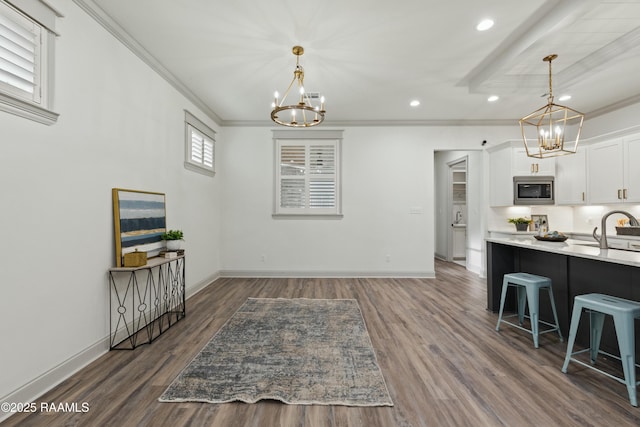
[113,189,166,266]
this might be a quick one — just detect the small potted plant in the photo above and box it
[161,229,184,250]
[508,217,532,232]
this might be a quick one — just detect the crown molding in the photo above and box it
[70,0,640,130]
[72,0,223,126]
[223,118,520,127]
[586,93,640,121]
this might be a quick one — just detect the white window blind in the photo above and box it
[188,124,214,169]
[0,0,59,124]
[184,110,216,176]
[309,144,336,208]
[275,135,341,216]
[0,2,41,103]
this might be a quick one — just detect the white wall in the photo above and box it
[572,204,640,234]
[0,2,222,406]
[220,126,516,277]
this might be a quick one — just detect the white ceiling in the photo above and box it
[78,0,640,126]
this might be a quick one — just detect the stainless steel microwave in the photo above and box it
[513,176,554,205]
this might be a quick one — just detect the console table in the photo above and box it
[108,255,185,350]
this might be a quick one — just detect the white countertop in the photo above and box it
[488,229,640,242]
[486,236,640,268]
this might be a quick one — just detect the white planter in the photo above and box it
[166,240,182,251]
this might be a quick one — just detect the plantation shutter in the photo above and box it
[276,138,340,215]
[189,125,214,169]
[0,3,41,101]
[280,145,306,208]
[309,144,336,208]
[184,111,216,176]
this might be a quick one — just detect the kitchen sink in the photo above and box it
[570,241,599,247]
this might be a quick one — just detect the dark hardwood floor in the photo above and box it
[3,260,640,426]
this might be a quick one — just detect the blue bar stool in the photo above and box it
[561,293,640,407]
[495,272,563,348]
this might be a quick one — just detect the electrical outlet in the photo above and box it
[385,254,391,263]
[261,254,266,262]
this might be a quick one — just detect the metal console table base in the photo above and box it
[108,256,185,350]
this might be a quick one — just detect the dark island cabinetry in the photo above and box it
[487,239,640,359]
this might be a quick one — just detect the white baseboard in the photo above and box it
[0,337,108,423]
[187,272,220,298]
[0,271,221,423]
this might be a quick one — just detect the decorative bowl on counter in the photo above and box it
[616,226,640,236]
[534,231,568,242]
[534,235,568,242]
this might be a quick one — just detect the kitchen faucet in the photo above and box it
[592,210,640,249]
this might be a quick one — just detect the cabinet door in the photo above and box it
[512,147,556,176]
[452,227,466,258]
[489,147,513,206]
[624,136,640,202]
[587,140,624,204]
[555,149,586,205]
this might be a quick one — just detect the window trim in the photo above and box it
[184,110,216,176]
[272,129,343,218]
[0,0,60,125]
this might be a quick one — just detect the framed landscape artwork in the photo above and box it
[112,188,166,267]
[530,214,549,232]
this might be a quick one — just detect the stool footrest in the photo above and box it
[562,293,640,407]
[499,318,561,336]
[565,350,640,387]
[495,273,563,348]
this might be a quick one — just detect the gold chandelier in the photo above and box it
[271,46,325,127]
[519,54,584,158]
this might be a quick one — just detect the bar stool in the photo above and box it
[561,293,640,407]
[495,272,563,348]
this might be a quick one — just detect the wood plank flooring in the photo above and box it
[4,260,640,426]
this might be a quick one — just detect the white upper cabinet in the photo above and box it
[555,149,586,205]
[488,144,514,207]
[623,136,640,203]
[587,136,640,204]
[512,147,556,176]
[489,133,640,208]
[488,142,557,207]
[588,139,623,204]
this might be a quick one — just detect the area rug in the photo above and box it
[159,298,393,406]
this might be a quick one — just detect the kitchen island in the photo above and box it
[486,236,640,358]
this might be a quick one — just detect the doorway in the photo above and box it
[448,157,467,266]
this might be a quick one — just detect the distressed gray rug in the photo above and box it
[159,298,393,406]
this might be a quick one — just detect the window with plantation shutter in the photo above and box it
[0,6,40,100]
[0,0,60,124]
[184,110,215,176]
[274,130,342,216]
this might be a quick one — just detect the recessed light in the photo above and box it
[558,95,572,101]
[410,100,420,107]
[476,19,494,31]
[488,95,499,102]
